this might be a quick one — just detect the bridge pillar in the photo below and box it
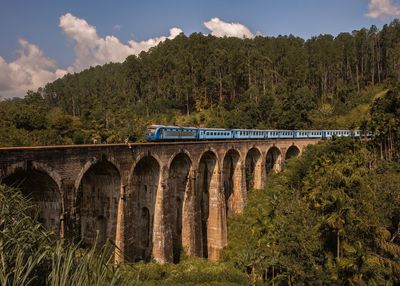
[152,165,172,263]
[207,169,226,261]
[114,184,126,264]
[255,163,266,190]
[182,169,197,257]
[231,165,246,213]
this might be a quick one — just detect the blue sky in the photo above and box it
[0,0,399,98]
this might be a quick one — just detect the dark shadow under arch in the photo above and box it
[168,153,191,263]
[3,169,61,236]
[245,148,262,191]
[266,147,282,174]
[197,151,218,258]
[285,145,300,160]
[222,149,240,217]
[126,156,160,262]
[77,160,120,247]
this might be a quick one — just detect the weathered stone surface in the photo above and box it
[0,139,318,263]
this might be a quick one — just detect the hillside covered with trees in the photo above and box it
[2,83,400,285]
[2,20,400,145]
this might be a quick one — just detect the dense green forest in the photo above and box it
[2,20,400,145]
[2,88,400,285]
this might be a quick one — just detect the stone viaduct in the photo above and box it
[0,139,320,263]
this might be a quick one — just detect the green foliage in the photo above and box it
[0,185,128,286]
[226,139,400,285]
[0,185,49,286]
[370,87,400,160]
[121,256,248,286]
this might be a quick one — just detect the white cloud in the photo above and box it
[366,0,400,19]
[0,39,60,99]
[0,13,183,98]
[204,17,254,39]
[59,13,183,73]
[128,27,183,55]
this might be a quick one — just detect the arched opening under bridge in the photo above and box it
[222,149,241,216]
[127,156,160,262]
[168,153,191,263]
[245,148,262,191]
[196,151,219,259]
[77,160,120,247]
[285,145,300,160]
[3,168,61,236]
[266,147,282,174]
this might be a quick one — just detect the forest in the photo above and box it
[2,20,400,285]
[1,88,400,285]
[2,20,400,145]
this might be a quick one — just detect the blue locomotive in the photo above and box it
[145,125,371,142]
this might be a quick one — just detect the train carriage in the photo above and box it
[233,129,266,140]
[198,128,232,140]
[146,125,198,141]
[268,130,295,139]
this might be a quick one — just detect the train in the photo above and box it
[145,125,372,142]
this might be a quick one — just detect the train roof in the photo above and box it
[148,125,198,129]
[148,125,362,132]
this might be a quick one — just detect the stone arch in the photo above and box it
[2,167,61,236]
[245,147,263,191]
[266,146,282,174]
[76,159,121,247]
[126,155,160,262]
[222,149,242,216]
[285,145,301,160]
[166,149,192,170]
[196,150,223,260]
[2,161,62,190]
[168,152,192,263]
[74,157,121,191]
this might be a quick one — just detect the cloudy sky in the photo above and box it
[0,0,399,98]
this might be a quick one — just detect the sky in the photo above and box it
[1,0,400,99]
